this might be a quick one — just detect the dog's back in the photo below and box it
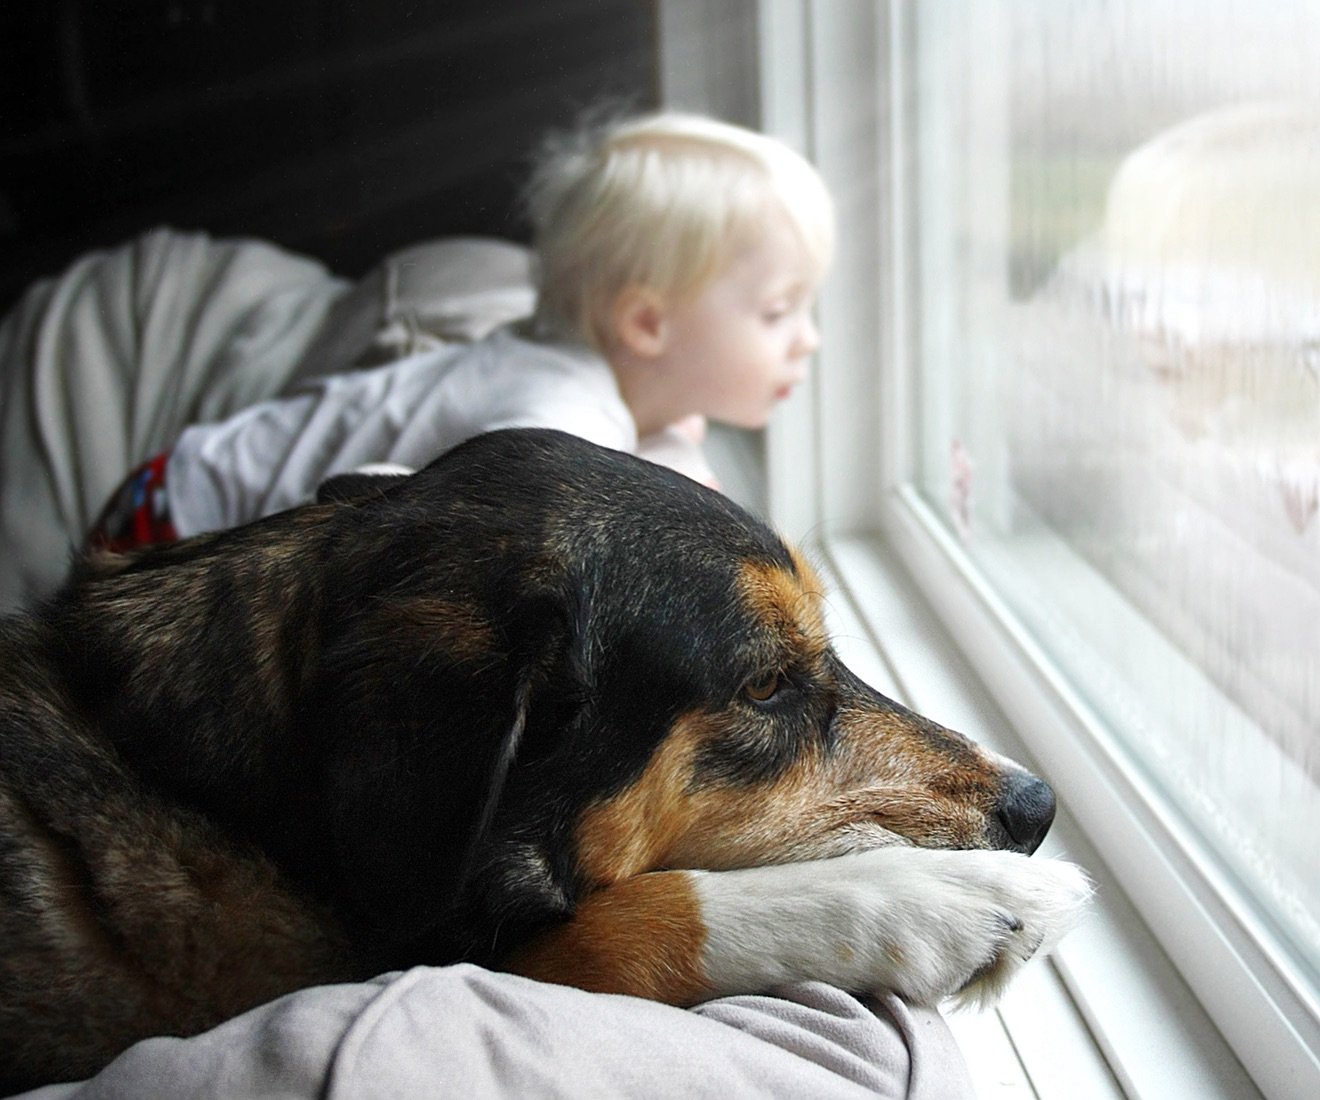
[0,602,351,1090]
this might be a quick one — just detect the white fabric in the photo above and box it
[0,229,348,611]
[168,324,642,536]
[288,236,537,384]
[15,965,976,1100]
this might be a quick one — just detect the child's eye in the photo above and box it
[763,291,815,324]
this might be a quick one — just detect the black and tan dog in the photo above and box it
[0,428,1088,1090]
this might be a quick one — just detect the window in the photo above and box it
[752,0,1320,1094]
[906,0,1320,978]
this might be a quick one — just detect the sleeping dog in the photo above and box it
[0,428,1089,1090]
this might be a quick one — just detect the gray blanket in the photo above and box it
[16,965,974,1099]
[0,229,347,611]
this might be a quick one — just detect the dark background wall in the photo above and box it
[0,0,658,313]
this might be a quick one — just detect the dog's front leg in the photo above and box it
[503,848,1090,1007]
[502,869,715,1004]
[690,848,1091,1008]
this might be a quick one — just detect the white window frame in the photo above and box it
[744,1,1320,1097]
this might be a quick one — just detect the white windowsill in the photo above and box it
[811,535,1263,1099]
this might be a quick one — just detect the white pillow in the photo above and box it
[290,236,535,387]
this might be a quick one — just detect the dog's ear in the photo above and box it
[315,464,413,504]
[447,662,583,956]
[454,673,533,893]
[454,586,597,919]
[308,578,593,963]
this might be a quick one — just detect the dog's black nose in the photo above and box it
[995,772,1056,854]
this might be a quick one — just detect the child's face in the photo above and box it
[659,213,821,429]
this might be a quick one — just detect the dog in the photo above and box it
[0,428,1089,1090]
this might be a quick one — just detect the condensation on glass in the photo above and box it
[906,1,1320,974]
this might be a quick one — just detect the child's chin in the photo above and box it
[726,412,772,431]
[714,399,780,431]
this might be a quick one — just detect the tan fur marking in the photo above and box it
[576,703,1003,888]
[572,710,881,882]
[654,712,991,866]
[502,871,711,1005]
[574,722,704,884]
[736,556,829,664]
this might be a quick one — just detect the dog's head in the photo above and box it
[295,430,1055,959]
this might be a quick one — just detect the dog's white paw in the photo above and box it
[693,848,1092,1007]
[878,849,1094,1009]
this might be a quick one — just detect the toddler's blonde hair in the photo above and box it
[525,111,836,352]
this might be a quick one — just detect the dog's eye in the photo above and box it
[743,672,784,704]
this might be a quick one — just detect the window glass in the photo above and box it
[906,0,1320,975]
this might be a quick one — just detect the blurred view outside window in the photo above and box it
[906,0,1319,976]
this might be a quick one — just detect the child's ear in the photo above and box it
[612,286,670,359]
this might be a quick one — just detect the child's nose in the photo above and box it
[795,314,820,356]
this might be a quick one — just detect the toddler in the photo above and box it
[90,111,836,548]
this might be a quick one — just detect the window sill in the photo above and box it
[812,535,1264,1099]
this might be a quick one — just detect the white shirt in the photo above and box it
[167,324,654,536]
